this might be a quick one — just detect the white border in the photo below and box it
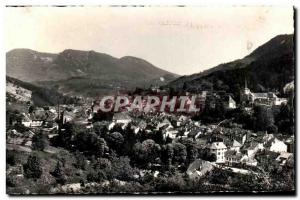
[0,0,299,199]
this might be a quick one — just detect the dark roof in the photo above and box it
[252,93,268,98]
[225,150,243,159]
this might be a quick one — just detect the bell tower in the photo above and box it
[244,78,250,95]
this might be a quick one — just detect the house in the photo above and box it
[62,111,75,123]
[268,138,287,153]
[22,109,56,128]
[285,136,294,153]
[276,152,293,166]
[112,112,132,124]
[207,142,227,163]
[240,155,258,166]
[222,95,236,109]
[21,113,32,127]
[240,83,287,106]
[7,164,24,176]
[245,142,264,158]
[186,159,214,179]
[225,150,243,166]
[156,118,173,130]
[263,133,275,144]
[137,120,147,130]
[230,140,242,152]
[177,115,189,126]
[164,129,179,139]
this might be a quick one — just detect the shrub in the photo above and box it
[23,154,43,179]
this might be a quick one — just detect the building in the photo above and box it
[186,159,214,179]
[208,142,227,163]
[285,136,294,153]
[225,150,243,166]
[276,152,293,166]
[222,95,236,109]
[230,140,242,152]
[240,80,287,106]
[112,112,132,124]
[240,155,258,166]
[156,118,173,130]
[268,138,287,153]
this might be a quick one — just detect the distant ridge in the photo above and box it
[7,49,179,96]
[169,34,294,98]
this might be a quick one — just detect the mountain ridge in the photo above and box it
[7,48,179,97]
[169,34,294,98]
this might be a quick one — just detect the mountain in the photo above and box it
[6,76,79,107]
[169,34,294,98]
[7,49,178,97]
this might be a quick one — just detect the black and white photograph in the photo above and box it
[4,4,295,195]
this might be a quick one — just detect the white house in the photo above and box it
[276,152,293,165]
[240,155,258,167]
[246,143,264,158]
[186,159,214,179]
[112,113,132,124]
[269,138,287,153]
[156,118,173,130]
[208,142,227,163]
[230,140,242,152]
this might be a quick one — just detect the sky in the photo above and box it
[5,6,294,75]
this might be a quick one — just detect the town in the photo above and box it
[6,78,295,194]
[5,4,297,195]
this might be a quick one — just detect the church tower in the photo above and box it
[244,79,251,95]
[240,78,251,104]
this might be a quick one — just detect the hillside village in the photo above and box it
[6,77,295,194]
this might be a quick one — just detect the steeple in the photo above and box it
[244,78,250,95]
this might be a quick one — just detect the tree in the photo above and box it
[109,156,136,181]
[186,142,198,165]
[172,142,187,164]
[51,161,67,185]
[95,138,107,157]
[93,158,112,171]
[23,154,43,179]
[74,151,87,170]
[7,150,16,166]
[275,103,294,135]
[161,144,174,167]
[199,148,216,162]
[57,122,74,149]
[28,105,35,113]
[253,105,274,131]
[179,138,198,165]
[133,139,161,165]
[215,98,226,120]
[182,82,188,91]
[209,167,230,185]
[267,124,278,134]
[32,131,47,151]
[73,131,108,157]
[93,121,108,136]
[106,132,124,149]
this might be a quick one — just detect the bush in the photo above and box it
[23,154,43,179]
[50,161,67,185]
[7,150,17,166]
[32,131,47,151]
